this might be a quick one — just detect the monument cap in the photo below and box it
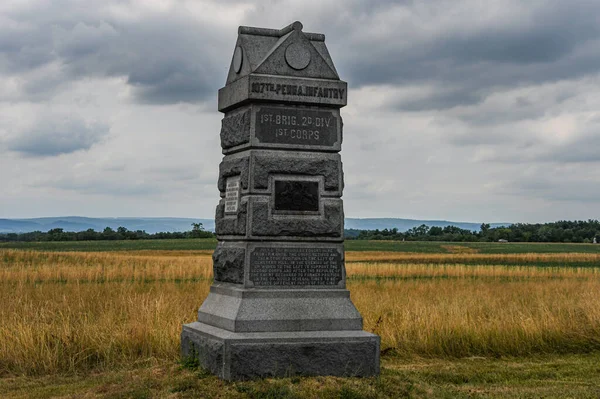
[219,21,346,112]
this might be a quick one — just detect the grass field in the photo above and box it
[1,243,600,397]
[2,237,600,254]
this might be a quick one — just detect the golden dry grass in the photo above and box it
[0,250,213,283]
[1,249,600,376]
[346,262,600,279]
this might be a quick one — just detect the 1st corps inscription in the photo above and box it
[255,106,338,147]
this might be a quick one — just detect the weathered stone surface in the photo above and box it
[181,322,380,380]
[252,29,339,80]
[221,108,251,149]
[213,243,245,284]
[180,328,224,376]
[225,22,338,85]
[228,339,378,380]
[217,156,249,193]
[249,197,343,238]
[252,151,341,193]
[215,199,247,236]
[198,285,361,332]
[217,151,342,196]
[219,75,347,112]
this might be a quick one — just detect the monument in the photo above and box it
[181,21,380,380]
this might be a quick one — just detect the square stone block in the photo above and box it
[220,104,342,154]
[181,322,380,380]
[215,196,344,240]
[217,150,342,197]
[212,242,345,289]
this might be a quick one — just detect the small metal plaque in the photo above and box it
[255,107,338,147]
[250,247,342,286]
[274,180,318,212]
[225,176,240,213]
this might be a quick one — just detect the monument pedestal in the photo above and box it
[181,21,380,380]
[181,284,379,380]
[182,322,379,380]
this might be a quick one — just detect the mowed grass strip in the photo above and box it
[0,238,218,252]
[345,240,600,254]
[346,251,600,267]
[1,249,600,376]
[3,238,600,254]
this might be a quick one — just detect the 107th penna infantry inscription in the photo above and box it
[181,21,380,380]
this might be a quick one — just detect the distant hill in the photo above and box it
[0,217,215,234]
[0,217,508,234]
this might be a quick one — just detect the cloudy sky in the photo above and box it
[1,0,599,223]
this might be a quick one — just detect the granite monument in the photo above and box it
[181,21,380,380]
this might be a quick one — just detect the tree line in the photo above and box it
[2,220,600,243]
[0,223,214,242]
[345,220,600,243]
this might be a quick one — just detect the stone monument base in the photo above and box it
[181,322,380,380]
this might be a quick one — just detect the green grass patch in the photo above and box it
[345,240,600,254]
[0,238,217,252]
[2,238,599,254]
[2,354,599,398]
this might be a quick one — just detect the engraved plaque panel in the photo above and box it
[225,176,240,213]
[250,247,342,286]
[255,107,338,147]
[274,180,319,211]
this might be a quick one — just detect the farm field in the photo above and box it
[1,243,600,397]
[2,237,600,254]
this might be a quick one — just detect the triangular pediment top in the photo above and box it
[225,21,340,85]
[253,29,339,80]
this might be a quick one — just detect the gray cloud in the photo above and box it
[325,1,600,111]
[393,86,486,112]
[6,117,109,156]
[501,171,600,203]
[0,2,232,104]
[47,178,165,197]
[540,133,600,164]
[5,0,600,110]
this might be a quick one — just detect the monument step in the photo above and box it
[197,285,363,332]
[181,321,380,380]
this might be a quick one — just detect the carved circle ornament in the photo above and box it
[233,46,243,73]
[284,43,311,70]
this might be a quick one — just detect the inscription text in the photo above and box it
[255,107,338,146]
[250,247,342,286]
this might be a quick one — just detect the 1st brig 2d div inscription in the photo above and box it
[256,106,339,147]
[181,21,380,380]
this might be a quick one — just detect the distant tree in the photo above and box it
[47,228,64,241]
[190,222,204,238]
[102,227,118,240]
[429,226,443,236]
